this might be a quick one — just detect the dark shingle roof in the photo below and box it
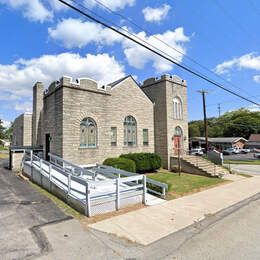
[107,75,131,88]
[248,134,260,142]
[191,137,247,143]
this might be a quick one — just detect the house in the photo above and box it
[246,134,260,149]
[190,137,247,150]
[12,74,188,169]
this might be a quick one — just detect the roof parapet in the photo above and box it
[142,74,187,87]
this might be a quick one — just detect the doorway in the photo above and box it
[45,133,50,161]
[173,126,183,155]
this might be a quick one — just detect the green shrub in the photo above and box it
[103,157,136,173]
[120,153,161,173]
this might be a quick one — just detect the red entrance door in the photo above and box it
[173,135,181,155]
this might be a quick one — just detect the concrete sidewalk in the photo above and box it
[90,175,260,245]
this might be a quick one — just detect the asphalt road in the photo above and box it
[1,157,260,260]
[226,164,260,175]
[166,194,260,260]
[0,159,69,259]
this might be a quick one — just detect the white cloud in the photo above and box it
[215,53,260,75]
[123,27,189,72]
[247,104,260,112]
[0,52,125,104]
[15,102,32,112]
[142,4,171,23]
[48,0,67,11]
[48,18,123,48]
[48,18,190,73]
[84,0,135,11]
[2,120,11,128]
[253,75,260,83]
[0,0,53,22]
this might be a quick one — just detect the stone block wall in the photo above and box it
[32,82,44,146]
[60,76,154,165]
[165,76,189,160]
[142,75,188,169]
[142,78,168,168]
[43,83,63,158]
[12,113,32,146]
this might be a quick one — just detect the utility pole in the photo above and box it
[218,103,221,117]
[198,90,209,153]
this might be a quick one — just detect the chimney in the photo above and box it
[32,82,44,147]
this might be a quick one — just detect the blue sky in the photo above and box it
[0,0,259,127]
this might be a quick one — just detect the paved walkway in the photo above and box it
[225,163,260,175]
[90,175,260,245]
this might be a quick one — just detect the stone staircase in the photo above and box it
[181,155,230,178]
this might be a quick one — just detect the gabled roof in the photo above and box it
[248,134,260,142]
[107,75,131,88]
[191,137,247,143]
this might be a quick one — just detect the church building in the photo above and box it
[12,74,188,169]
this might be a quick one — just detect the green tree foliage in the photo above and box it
[0,119,6,139]
[189,109,260,139]
[4,122,13,140]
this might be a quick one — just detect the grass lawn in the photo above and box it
[237,173,253,178]
[0,153,8,159]
[148,171,229,200]
[224,160,260,165]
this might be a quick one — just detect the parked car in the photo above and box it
[240,148,251,154]
[190,148,204,156]
[223,148,236,155]
[254,153,260,159]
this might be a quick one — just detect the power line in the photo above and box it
[91,0,256,99]
[198,90,209,152]
[218,103,221,117]
[206,94,260,107]
[213,0,260,45]
[68,0,260,105]
[57,0,260,106]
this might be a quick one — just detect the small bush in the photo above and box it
[120,153,161,173]
[103,157,136,173]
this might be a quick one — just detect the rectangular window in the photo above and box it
[111,127,117,146]
[143,129,149,145]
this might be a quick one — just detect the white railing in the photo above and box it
[94,164,168,198]
[22,151,149,217]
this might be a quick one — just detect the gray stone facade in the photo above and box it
[12,112,32,146]
[32,82,44,147]
[142,75,188,168]
[43,76,154,165]
[12,74,188,169]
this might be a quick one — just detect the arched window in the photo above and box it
[124,116,137,146]
[174,126,183,136]
[173,97,183,119]
[80,118,97,147]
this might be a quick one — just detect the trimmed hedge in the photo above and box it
[103,157,136,173]
[120,153,162,173]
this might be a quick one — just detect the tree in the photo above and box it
[188,108,260,139]
[0,119,6,139]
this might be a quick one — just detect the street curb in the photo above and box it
[146,192,260,259]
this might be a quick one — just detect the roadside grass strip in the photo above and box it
[148,172,229,200]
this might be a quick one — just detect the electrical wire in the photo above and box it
[91,0,256,99]
[57,0,260,106]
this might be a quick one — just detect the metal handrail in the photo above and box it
[22,151,149,216]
